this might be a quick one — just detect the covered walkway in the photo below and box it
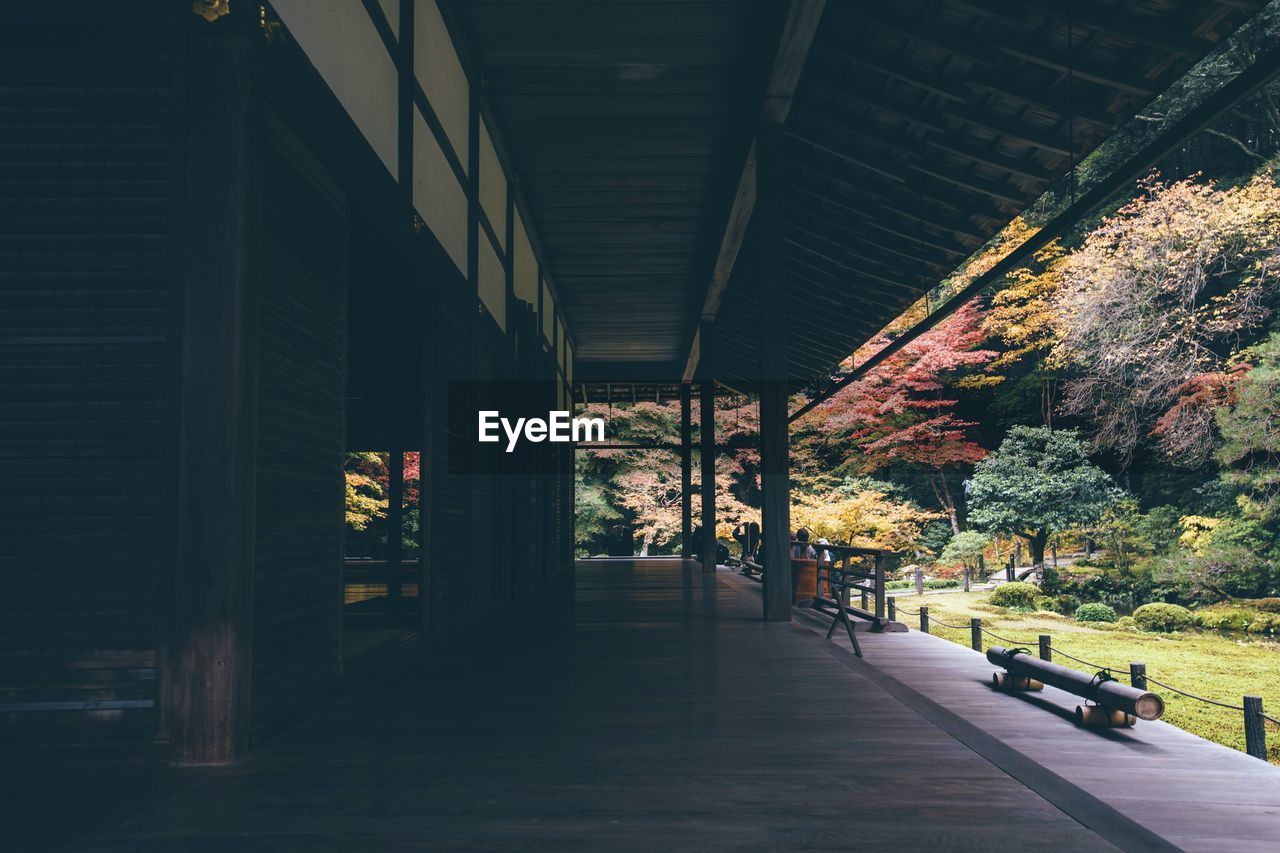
[62,559,1280,851]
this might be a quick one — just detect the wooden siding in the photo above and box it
[250,113,348,741]
[0,57,180,735]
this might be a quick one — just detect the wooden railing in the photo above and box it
[343,558,419,627]
[739,541,897,628]
[811,543,894,629]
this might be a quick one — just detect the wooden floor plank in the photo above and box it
[734,570,1280,852]
[49,559,1273,850]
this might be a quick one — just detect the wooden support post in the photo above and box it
[758,124,790,621]
[860,588,868,610]
[387,449,404,605]
[699,378,717,572]
[420,308,440,632]
[1244,696,1267,760]
[888,596,896,622]
[874,552,888,622]
[970,618,983,652]
[680,383,692,559]
[1039,634,1052,662]
[1129,662,1147,690]
[164,22,259,765]
[919,605,930,634]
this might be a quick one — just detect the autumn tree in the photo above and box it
[801,300,995,533]
[791,477,938,551]
[982,241,1069,426]
[1055,174,1280,464]
[575,398,760,555]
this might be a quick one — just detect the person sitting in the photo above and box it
[732,522,749,560]
[791,527,816,559]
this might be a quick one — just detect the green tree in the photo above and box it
[967,427,1120,581]
[1216,332,1280,530]
[939,530,990,590]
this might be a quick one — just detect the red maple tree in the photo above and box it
[808,300,995,533]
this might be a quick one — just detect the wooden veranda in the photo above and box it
[10,560,1280,851]
[4,0,1280,849]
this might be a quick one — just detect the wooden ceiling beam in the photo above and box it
[787,262,906,314]
[813,44,968,103]
[787,204,967,264]
[963,69,1116,131]
[785,238,926,296]
[810,84,1078,157]
[788,167,992,243]
[789,136,1014,225]
[995,44,1158,96]
[788,217,951,274]
[788,186,972,257]
[819,43,1116,131]
[1013,0,1210,58]
[838,5,995,67]
[682,0,826,382]
[794,107,1054,183]
[844,5,1159,96]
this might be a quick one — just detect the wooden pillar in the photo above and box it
[758,124,791,621]
[420,307,440,632]
[680,383,692,559]
[386,449,404,605]
[699,377,717,572]
[163,20,259,764]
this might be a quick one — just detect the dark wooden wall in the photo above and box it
[250,111,348,743]
[0,48,183,739]
[0,1,577,759]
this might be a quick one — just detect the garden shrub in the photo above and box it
[1251,612,1280,634]
[1033,593,1079,614]
[1193,604,1254,631]
[1075,602,1118,623]
[1133,602,1195,632]
[1115,616,1136,631]
[924,578,960,590]
[1250,597,1280,613]
[1194,603,1280,634]
[989,581,1040,609]
[885,579,913,591]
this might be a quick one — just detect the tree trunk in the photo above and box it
[931,474,962,535]
[963,567,971,592]
[639,530,653,557]
[1041,374,1056,429]
[1027,529,1049,583]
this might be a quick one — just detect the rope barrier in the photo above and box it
[980,626,1037,646]
[1046,645,1125,674]
[913,610,1275,756]
[901,604,1269,732]
[1143,675,1247,712]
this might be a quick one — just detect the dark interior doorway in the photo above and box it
[343,236,427,656]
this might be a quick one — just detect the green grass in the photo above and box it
[895,589,1280,764]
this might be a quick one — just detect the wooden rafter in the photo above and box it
[681,0,827,382]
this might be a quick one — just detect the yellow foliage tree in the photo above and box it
[791,483,940,551]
